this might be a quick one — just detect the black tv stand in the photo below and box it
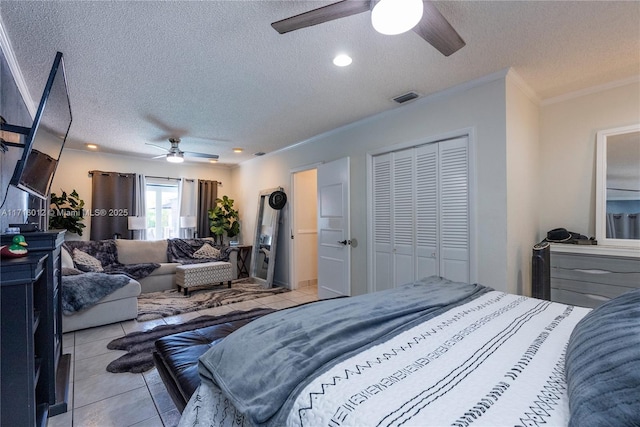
[1,230,71,425]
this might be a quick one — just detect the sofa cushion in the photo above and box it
[99,278,142,302]
[64,240,119,266]
[147,263,180,276]
[73,249,104,272]
[61,246,74,268]
[116,239,168,264]
[192,243,221,259]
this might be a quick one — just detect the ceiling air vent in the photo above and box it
[393,91,419,104]
[254,152,266,156]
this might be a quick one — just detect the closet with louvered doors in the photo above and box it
[372,136,470,291]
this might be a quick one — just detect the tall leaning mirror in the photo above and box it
[250,187,285,288]
[596,124,640,248]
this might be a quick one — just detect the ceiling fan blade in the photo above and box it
[146,142,169,152]
[183,151,220,160]
[413,1,465,56]
[272,0,370,34]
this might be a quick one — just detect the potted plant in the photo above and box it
[49,189,86,236]
[208,195,240,245]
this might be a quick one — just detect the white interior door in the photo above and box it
[392,149,415,287]
[415,143,439,279]
[317,157,350,299]
[439,137,470,283]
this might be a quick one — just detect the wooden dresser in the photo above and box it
[550,244,640,308]
[1,230,70,426]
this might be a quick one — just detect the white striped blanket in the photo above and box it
[179,291,590,427]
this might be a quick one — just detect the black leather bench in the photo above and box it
[153,314,269,412]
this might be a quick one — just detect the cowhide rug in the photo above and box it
[136,279,289,321]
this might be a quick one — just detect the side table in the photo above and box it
[233,245,252,279]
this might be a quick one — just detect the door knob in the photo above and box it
[338,239,351,245]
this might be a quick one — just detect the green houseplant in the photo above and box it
[49,189,86,236]
[208,195,240,245]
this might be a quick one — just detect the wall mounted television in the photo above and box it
[2,51,72,200]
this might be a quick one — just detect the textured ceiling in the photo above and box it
[1,1,639,166]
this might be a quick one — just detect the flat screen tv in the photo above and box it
[10,51,72,200]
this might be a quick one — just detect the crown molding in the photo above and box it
[541,75,640,106]
[506,68,541,105]
[0,15,36,118]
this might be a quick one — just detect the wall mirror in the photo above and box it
[249,187,283,288]
[596,124,640,248]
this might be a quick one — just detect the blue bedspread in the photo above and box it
[197,276,490,426]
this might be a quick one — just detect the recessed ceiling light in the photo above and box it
[233,148,243,153]
[333,54,352,67]
[86,143,98,149]
[209,159,218,163]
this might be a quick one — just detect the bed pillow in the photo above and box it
[192,243,221,259]
[72,249,104,273]
[565,288,640,427]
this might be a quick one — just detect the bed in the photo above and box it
[177,276,640,427]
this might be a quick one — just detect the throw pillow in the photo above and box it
[73,249,104,273]
[192,243,221,259]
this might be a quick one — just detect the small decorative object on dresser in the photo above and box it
[0,234,28,257]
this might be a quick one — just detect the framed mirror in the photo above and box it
[249,187,284,288]
[596,124,640,248]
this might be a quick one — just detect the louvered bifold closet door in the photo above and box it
[415,144,438,280]
[392,149,416,288]
[373,153,394,291]
[439,137,470,283]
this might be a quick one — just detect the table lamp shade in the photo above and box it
[180,216,197,228]
[127,216,147,230]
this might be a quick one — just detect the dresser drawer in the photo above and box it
[550,289,609,309]
[550,249,640,308]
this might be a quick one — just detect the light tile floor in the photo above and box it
[48,283,318,427]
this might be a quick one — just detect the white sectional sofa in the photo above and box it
[61,238,238,332]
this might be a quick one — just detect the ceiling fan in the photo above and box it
[271,0,465,56]
[146,138,219,163]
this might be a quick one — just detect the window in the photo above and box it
[145,178,180,240]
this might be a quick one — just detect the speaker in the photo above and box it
[532,241,550,300]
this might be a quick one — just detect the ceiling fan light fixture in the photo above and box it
[371,0,424,35]
[166,152,184,163]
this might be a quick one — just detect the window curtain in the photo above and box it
[133,174,147,240]
[90,171,136,240]
[197,180,218,238]
[606,213,640,239]
[179,178,197,238]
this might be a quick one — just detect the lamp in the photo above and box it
[127,216,146,240]
[166,152,184,163]
[371,0,424,35]
[180,215,197,238]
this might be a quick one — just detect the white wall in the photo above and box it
[505,73,541,296]
[539,80,640,238]
[52,149,234,240]
[232,71,510,295]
